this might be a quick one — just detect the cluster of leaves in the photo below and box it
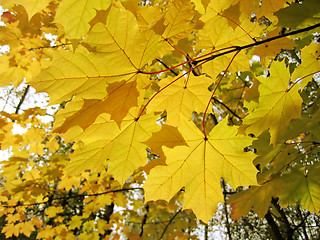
[0,0,320,239]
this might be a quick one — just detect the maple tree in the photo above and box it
[0,0,320,239]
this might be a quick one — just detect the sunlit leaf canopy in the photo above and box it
[0,0,320,238]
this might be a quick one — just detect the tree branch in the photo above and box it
[15,85,30,114]
[271,198,294,240]
[140,204,149,237]
[159,208,182,239]
[212,97,242,121]
[193,23,320,65]
[1,187,143,208]
[221,179,232,240]
[156,59,179,76]
[265,210,285,240]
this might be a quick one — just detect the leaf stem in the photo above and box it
[202,51,240,136]
[287,71,320,92]
[218,13,257,43]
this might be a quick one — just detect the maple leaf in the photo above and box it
[144,118,257,222]
[64,111,160,185]
[241,61,302,145]
[55,0,112,39]
[162,0,196,44]
[2,223,20,238]
[277,163,320,213]
[2,0,51,20]
[291,42,320,89]
[53,80,142,133]
[146,74,213,126]
[253,29,297,66]
[275,0,320,29]
[227,180,282,220]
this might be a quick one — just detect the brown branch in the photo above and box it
[294,205,310,239]
[1,187,143,208]
[221,179,232,240]
[265,210,285,240]
[15,85,30,114]
[271,198,294,240]
[212,97,242,121]
[159,208,182,239]
[140,204,149,237]
[28,43,71,51]
[156,59,179,76]
[193,23,320,65]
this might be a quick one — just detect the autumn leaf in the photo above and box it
[162,0,196,44]
[291,42,320,89]
[54,79,141,133]
[228,180,282,220]
[55,0,112,39]
[241,61,302,145]
[64,111,160,185]
[2,0,51,19]
[278,163,320,213]
[144,118,257,222]
[253,29,297,66]
[146,74,213,126]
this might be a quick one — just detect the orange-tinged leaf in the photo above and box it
[146,74,213,126]
[162,0,196,44]
[54,80,141,133]
[253,29,297,66]
[144,118,257,222]
[2,223,20,238]
[228,181,281,220]
[65,112,160,184]
[55,0,112,39]
[242,61,302,145]
[19,221,35,237]
[2,0,51,19]
[144,124,188,160]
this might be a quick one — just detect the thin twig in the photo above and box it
[193,23,320,65]
[156,59,179,76]
[15,85,30,114]
[212,97,242,121]
[140,204,149,237]
[159,208,182,239]
[1,187,143,208]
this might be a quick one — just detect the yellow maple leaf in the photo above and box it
[55,0,112,39]
[68,216,83,230]
[82,3,164,69]
[162,0,196,44]
[19,221,35,237]
[242,61,302,145]
[146,74,213,126]
[45,206,64,218]
[292,42,320,89]
[64,112,160,185]
[2,0,51,19]
[144,118,257,222]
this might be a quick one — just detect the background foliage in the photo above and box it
[0,0,319,239]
